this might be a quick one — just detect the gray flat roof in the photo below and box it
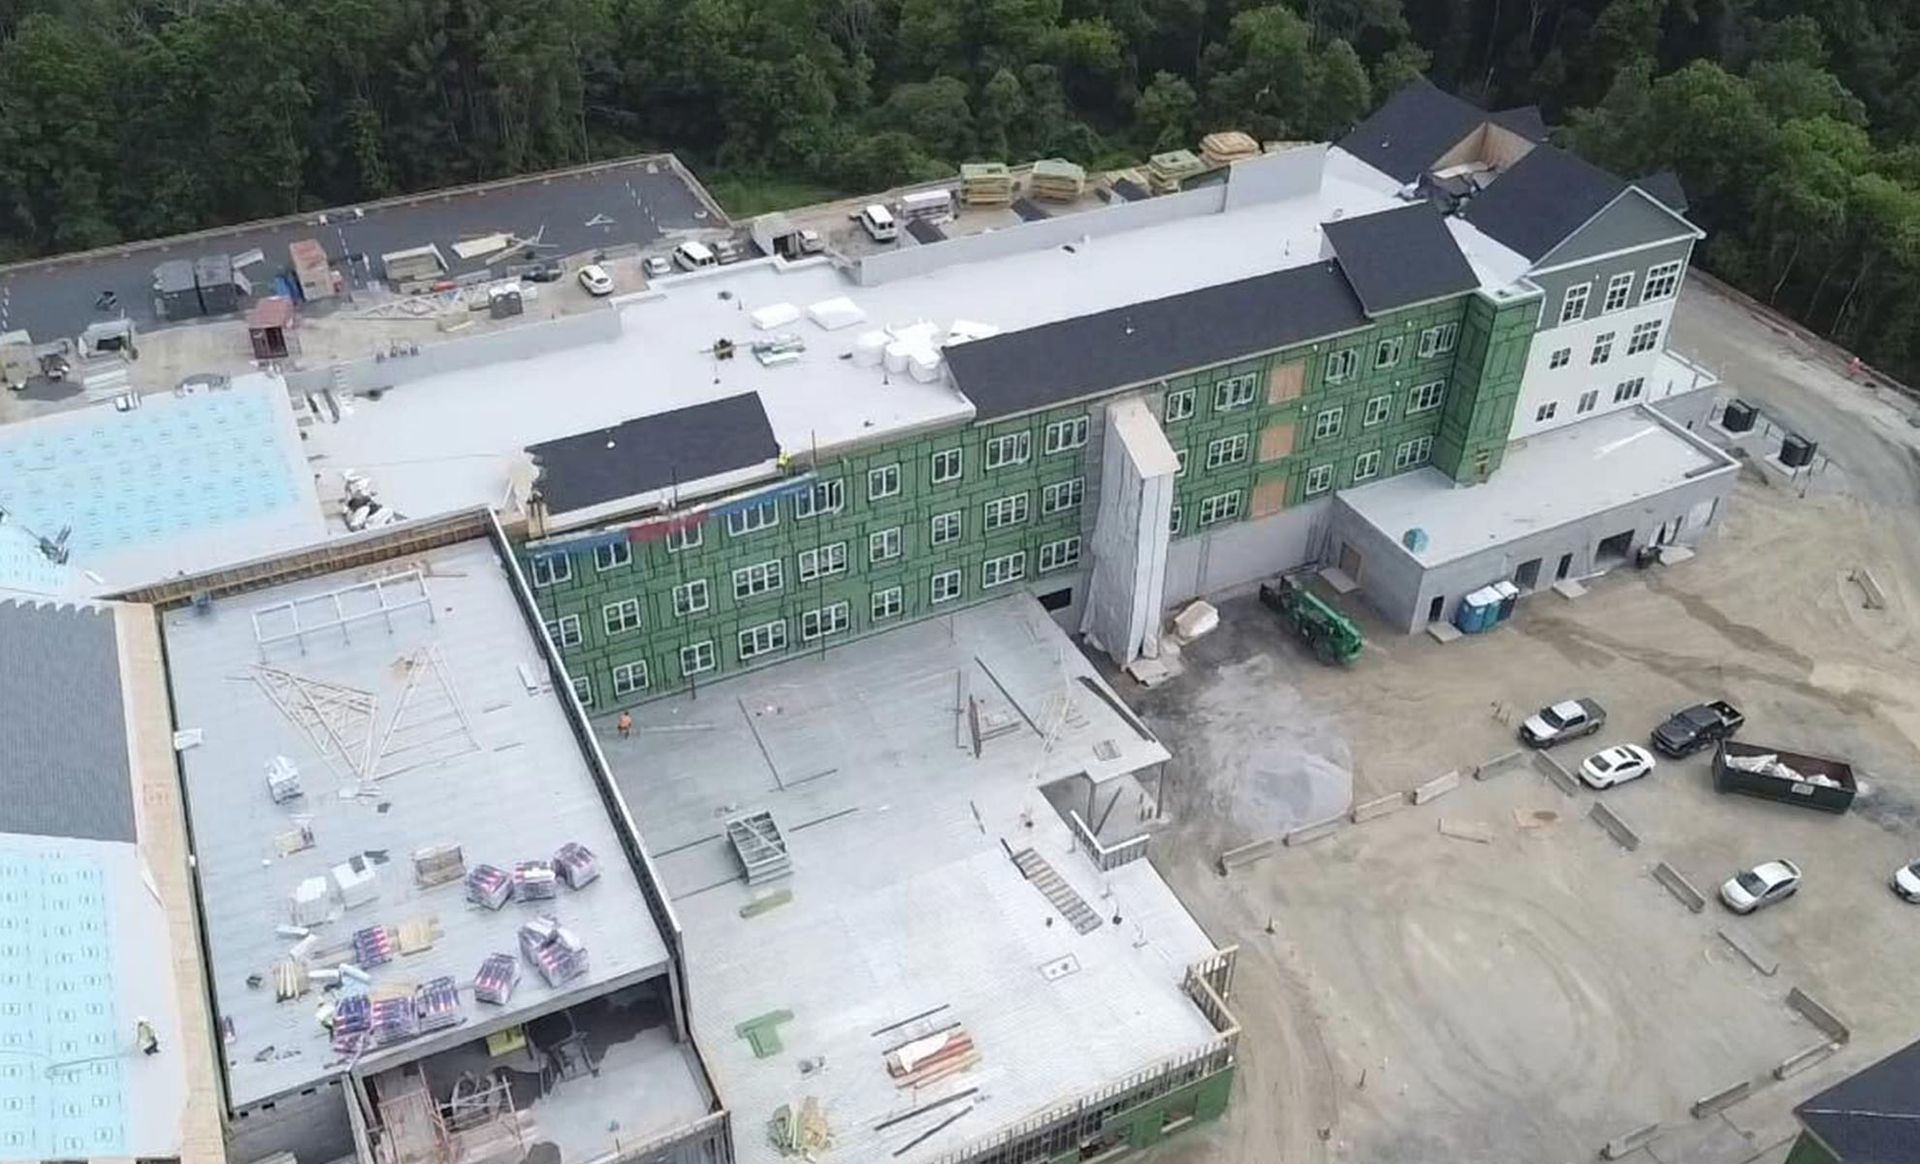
[159,537,671,1108]
[608,595,1221,1164]
[1339,406,1737,567]
[0,597,132,841]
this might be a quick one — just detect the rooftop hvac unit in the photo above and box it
[750,302,802,330]
[331,856,379,909]
[908,349,942,382]
[1402,528,1429,553]
[851,330,889,367]
[290,877,331,927]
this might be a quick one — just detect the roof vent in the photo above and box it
[1402,528,1429,552]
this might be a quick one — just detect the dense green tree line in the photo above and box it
[3,1,1920,382]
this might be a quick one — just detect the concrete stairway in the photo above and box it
[1010,848,1102,934]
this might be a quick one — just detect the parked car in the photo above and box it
[1579,744,1656,789]
[1720,859,1802,914]
[643,255,673,279]
[1519,698,1606,748]
[577,264,615,296]
[1651,700,1745,757]
[1893,860,1920,902]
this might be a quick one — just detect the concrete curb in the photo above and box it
[1409,770,1462,805]
[1474,750,1526,780]
[1349,793,1404,824]
[1437,817,1493,844]
[1849,567,1888,610]
[1787,987,1851,1045]
[1774,1040,1840,1080]
[1690,1079,1751,1119]
[1587,801,1641,851]
[1600,1123,1661,1160]
[1717,928,1779,976]
[1652,862,1706,913]
[1216,838,1277,876]
[1283,815,1345,848]
[1531,750,1580,797]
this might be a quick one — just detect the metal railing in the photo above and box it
[575,1109,733,1164]
[1066,808,1150,872]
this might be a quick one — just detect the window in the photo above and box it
[1164,388,1196,422]
[1169,505,1183,535]
[732,559,783,600]
[1197,491,1242,527]
[530,554,572,588]
[1590,331,1615,365]
[680,641,715,677]
[1206,433,1251,469]
[1641,260,1683,302]
[544,615,582,649]
[867,464,901,501]
[931,569,962,604]
[1362,395,1392,427]
[672,579,709,617]
[1175,449,1189,476]
[1394,436,1433,470]
[1417,323,1458,358]
[797,542,847,582]
[570,675,593,707]
[1213,373,1259,412]
[738,619,787,660]
[1559,283,1591,325]
[664,524,703,554]
[930,510,962,546]
[1352,449,1381,482]
[1627,320,1661,355]
[726,498,779,537]
[799,602,850,642]
[931,447,964,483]
[1305,463,1334,495]
[1044,416,1089,454]
[870,527,902,563]
[872,586,904,621]
[1535,401,1558,423]
[602,598,642,637]
[1613,376,1646,403]
[1312,408,1342,441]
[1041,478,1085,514]
[984,431,1031,469]
[1548,347,1571,370]
[794,479,844,519]
[1039,537,1081,573]
[611,660,650,697]
[1373,336,1404,369]
[982,551,1027,589]
[1602,272,1634,313]
[1406,381,1446,415]
[1577,389,1599,414]
[1324,348,1359,383]
[594,541,631,572]
[983,493,1030,531]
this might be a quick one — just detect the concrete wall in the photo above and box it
[226,1081,356,1164]
[1651,383,1717,432]
[285,304,623,396]
[1164,498,1329,604]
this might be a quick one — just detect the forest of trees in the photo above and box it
[2,1,1919,380]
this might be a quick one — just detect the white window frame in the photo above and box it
[611,660,650,697]
[1591,331,1615,365]
[1627,319,1661,355]
[1041,478,1084,515]
[545,615,582,649]
[1394,436,1433,470]
[679,641,715,677]
[1213,373,1258,412]
[870,527,902,564]
[1197,491,1242,528]
[1324,348,1359,384]
[726,498,780,537]
[867,464,901,501]
[1406,381,1446,415]
[1601,271,1634,313]
[799,602,850,642]
[594,541,631,572]
[1417,322,1458,358]
[1044,416,1089,455]
[737,619,788,661]
[1373,336,1403,369]
[1535,401,1558,423]
[872,586,904,621]
[530,554,572,588]
[984,431,1031,470]
[1362,395,1392,427]
[1038,536,1081,573]
[983,492,1030,531]
[794,479,844,519]
[570,675,593,707]
[1169,504,1183,535]
[982,551,1027,589]
[930,569,962,605]
[1641,260,1683,303]
[664,524,703,553]
[1613,377,1645,403]
[930,511,962,546]
[1352,449,1381,482]
[930,447,963,484]
[1312,408,1342,441]
[602,598,642,637]
[1559,283,1591,325]
[1304,463,1334,496]
[1206,433,1251,469]
[1164,387,1196,422]
[1548,347,1571,370]
[732,559,784,600]
[1175,449,1189,477]
[1577,389,1599,414]
[672,578,709,617]
[797,541,848,583]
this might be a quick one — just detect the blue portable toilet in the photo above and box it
[1492,581,1520,622]
[1454,587,1497,634]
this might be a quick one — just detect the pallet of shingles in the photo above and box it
[353,925,397,967]
[552,843,599,889]
[466,863,513,909]
[331,993,372,1053]
[1028,158,1086,202]
[414,976,462,1031]
[474,953,518,1005]
[1147,149,1207,193]
[368,988,420,1046]
[412,842,465,889]
[514,860,558,901]
[960,162,1014,206]
[518,916,589,986]
[1199,130,1260,168]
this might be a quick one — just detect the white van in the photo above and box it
[859,204,898,243]
[673,240,718,271]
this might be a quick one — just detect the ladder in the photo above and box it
[1010,848,1102,934]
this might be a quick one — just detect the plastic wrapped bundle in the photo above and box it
[474,954,518,1005]
[466,864,513,910]
[414,977,462,1032]
[513,860,558,901]
[552,843,600,890]
[352,925,396,968]
[518,916,590,987]
[331,992,371,1053]
[368,995,420,1046]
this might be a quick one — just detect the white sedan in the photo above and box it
[1579,744,1656,789]
[577,264,615,296]
[1721,859,1802,914]
[1893,860,1920,902]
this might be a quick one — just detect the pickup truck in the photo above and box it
[1651,700,1745,758]
[1519,698,1606,748]
[1713,740,1857,814]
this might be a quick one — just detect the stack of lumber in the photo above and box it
[1200,131,1261,167]
[1148,149,1207,192]
[1029,158,1087,202]
[886,1026,979,1088]
[960,163,1014,206]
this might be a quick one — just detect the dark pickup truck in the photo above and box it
[1713,740,1858,814]
[1651,700,1745,757]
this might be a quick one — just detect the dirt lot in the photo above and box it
[1128,280,1920,1164]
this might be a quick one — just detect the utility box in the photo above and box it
[154,260,201,320]
[247,296,296,360]
[289,238,334,302]
[194,253,240,315]
[487,282,524,319]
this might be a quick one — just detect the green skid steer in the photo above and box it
[1258,575,1364,665]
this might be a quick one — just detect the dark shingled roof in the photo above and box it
[943,261,1368,421]
[1323,204,1479,316]
[1011,198,1051,222]
[0,599,134,843]
[1636,170,1690,213]
[528,393,779,513]
[1491,105,1549,140]
[905,218,948,245]
[1341,78,1551,184]
[1795,1037,1920,1162]
[1460,143,1626,261]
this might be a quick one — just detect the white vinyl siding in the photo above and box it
[1627,319,1661,355]
[1548,347,1571,369]
[1613,377,1646,403]
[1590,331,1615,364]
[1535,401,1558,423]
[1577,389,1599,413]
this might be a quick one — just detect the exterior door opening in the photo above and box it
[1555,552,1573,581]
[1595,529,1635,566]
[1427,595,1445,623]
[1514,558,1541,591]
